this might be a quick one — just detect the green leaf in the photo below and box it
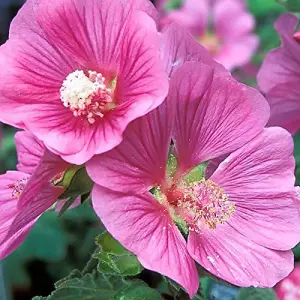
[113,280,163,300]
[96,232,128,256]
[54,270,83,289]
[96,252,143,276]
[199,277,211,299]
[277,0,300,11]
[184,162,208,184]
[58,167,94,200]
[81,192,91,204]
[94,232,143,276]
[248,0,284,17]
[237,287,277,300]
[55,165,82,188]
[4,211,72,287]
[166,152,178,179]
[34,271,127,300]
[164,0,182,11]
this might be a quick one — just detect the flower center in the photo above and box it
[60,70,115,124]
[8,177,29,199]
[198,33,221,56]
[166,179,235,231]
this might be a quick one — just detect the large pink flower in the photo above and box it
[0,131,69,259]
[0,0,168,164]
[160,0,258,71]
[257,14,300,135]
[84,42,295,297]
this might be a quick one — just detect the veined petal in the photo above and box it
[87,96,174,193]
[15,150,69,231]
[0,171,36,260]
[188,224,294,288]
[92,185,199,298]
[257,14,300,93]
[15,131,45,174]
[160,22,226,78]
[171,62,269,174]
[0,0,168,164]
[210,128,300,250]
[267,83,300,134]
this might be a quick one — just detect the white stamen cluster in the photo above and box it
[60,70,113,124]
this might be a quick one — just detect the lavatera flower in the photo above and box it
[87,58,300,297]
[0,0,168,164]
[160,0,258,71]
[0,131,83,260]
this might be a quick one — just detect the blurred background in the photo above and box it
[0,0,299,299]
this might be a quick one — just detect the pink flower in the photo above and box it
[160,0,259,71]
[0,131,69,259]
[84,29,294,296]
[0,0,168,164]
[276,264,300,300]
[257,14,300,135]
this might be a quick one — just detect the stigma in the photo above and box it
[60,70,115,124]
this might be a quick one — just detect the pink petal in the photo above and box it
[15,131,45,174]
[257,14,300,93]
[86,96,174,193]
[210,128,300,250]
[205,155,228,179]
[161,0,209,37]
[13,150,69,233]
[155,0,168,13]
[266,83,300,134]
[0,171,36,259]
[92,185,199,298]
[10,182,63,238]
[24,104,127,164]
[0,222,35,260]
[9,0,158,39]
[188,223,294,288]
[257,14,300,134]
[0,0,168,164]
[214,0,256,40]
[171,62,269,174]
[215,35,259,70]
[160,21,227,78]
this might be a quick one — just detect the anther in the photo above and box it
[60,70,115,124]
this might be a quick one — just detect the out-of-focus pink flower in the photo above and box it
[276,264,300,300]
[0,131,69,259]
[85,29,297,297]
[257,14,300,135]
[160,0,258,70]
[0,0,168,164]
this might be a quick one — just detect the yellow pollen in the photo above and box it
[8,177,29,199]
[177,179,235,229]
[60,70,114,124]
